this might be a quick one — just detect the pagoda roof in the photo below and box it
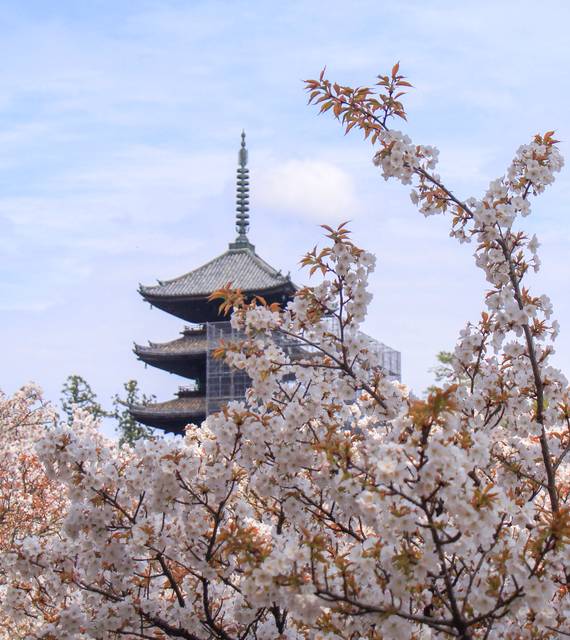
[134,326,207,358]
[130,391,206,434]
[139,242,294,301]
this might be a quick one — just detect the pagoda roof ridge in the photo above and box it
[139,243,294,300]
[130,395,204,416]
[129,395,206,433]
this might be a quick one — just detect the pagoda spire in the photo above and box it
[231,130,252,249]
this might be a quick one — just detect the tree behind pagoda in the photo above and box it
[112,379,155,446]
[60,374,107,425]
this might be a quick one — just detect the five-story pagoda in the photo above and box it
[130,133,296,434]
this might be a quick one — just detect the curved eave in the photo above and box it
[133,347,206,380]
[129,398,206,434]
[139,282,297,323]
[139,280,296,304]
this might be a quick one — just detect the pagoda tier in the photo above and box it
[134,325,207,380]
[130,388,205,435]
[138,240,295,324]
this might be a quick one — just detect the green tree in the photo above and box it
[60,374,107,425]
[431,350,454,384]
[112,380,155,446]
[427,350,470,394]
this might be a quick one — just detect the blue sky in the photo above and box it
[2,0,570,428]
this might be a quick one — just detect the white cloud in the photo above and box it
[255,159,360,223]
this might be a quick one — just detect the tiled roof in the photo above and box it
[134,329,207,357]
[140,244,292,299]
[130,395,205,419]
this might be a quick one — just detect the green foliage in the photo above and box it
[427,351,469,395]
[431,350,454,383]
[60,374,108,425]
[112,380,155,446]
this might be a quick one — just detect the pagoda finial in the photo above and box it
[233,129,251,247]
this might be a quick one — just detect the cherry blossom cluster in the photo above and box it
[373,130,439,190]
[0,385,64,639]
[5,208,568,638]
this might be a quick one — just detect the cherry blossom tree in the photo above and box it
[3,65,570,639]
[0,385,63,639]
